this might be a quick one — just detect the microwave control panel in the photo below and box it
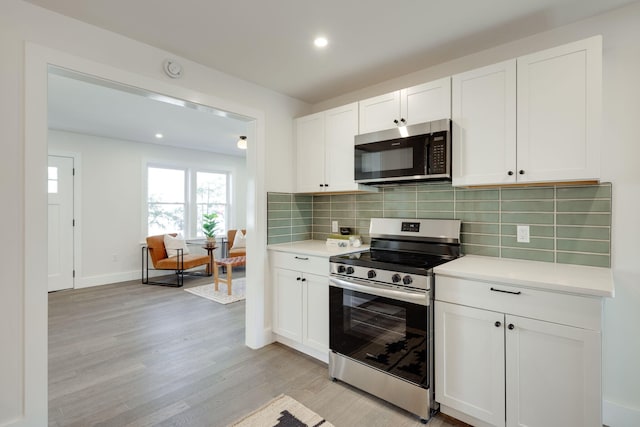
[429,133,448,174]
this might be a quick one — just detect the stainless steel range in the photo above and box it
[328,218,461,422]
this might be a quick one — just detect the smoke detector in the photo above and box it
[163,59,183,79]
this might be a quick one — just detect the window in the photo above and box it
[196,171,228,237]
[146,166,230,238]
[147,167,186,235]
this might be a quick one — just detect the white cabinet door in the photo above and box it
[302,272,329,354]
[402,77,451,124]
[435,301,506,427]
[358,90,401,134]
[273,268,303,342]
[516,37,602,183]
[452,60,517,187]
[505,315,602,427]
[296,112,326,192]
[324,102,359,192]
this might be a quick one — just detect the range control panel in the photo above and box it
[401,222,421,232]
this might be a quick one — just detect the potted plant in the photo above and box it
[202,212,219,248]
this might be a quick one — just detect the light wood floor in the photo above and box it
[49,274,468,427]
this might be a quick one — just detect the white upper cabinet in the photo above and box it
[359,77,451,134]
[403,78,452,125]
[452,60,517,187]
[295,102,361,193]
[452,36,602,187]
[324,103,360,192]
[516,37,602,183]
[358,91,402,134]
[295,111,325,193]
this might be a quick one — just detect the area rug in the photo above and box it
[184,278,246,304]
[229,394,334,427]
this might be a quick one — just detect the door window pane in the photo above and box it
[48,166,58,194]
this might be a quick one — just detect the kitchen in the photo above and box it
[1,1,639,426]
[268,34,612,426]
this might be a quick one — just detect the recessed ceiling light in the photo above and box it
[155,133,163,139]
[314,37,328,48]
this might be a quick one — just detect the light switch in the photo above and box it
[517,225,530,243]
[332,221,339,233]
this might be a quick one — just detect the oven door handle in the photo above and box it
[329,277,429,306]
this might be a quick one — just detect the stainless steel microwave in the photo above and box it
[354,119,451,185]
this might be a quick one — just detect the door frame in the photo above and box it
[48,151,81,291]
[25,43,268,426]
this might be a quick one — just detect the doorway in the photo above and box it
[25,42,270,424]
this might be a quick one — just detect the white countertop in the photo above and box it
[434,255,614,298]
[267,240,369,258]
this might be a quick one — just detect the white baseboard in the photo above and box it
[604,399,640,427]
[75,270,142,288]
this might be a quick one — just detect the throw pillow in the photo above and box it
[164,234,190,258]
[233,230,246,249]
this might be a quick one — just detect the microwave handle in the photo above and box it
[329,277,429,306]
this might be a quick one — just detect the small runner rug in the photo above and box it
[229,394,334,427]
[184,278,246,304]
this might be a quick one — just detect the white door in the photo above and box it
[295,112,326,192]
[302,272,329,354]
[48,155,74,292]
[272,267,303,342]
[505,315,602,427]
[401,77,452,124]
[452,60,517,187]
[435,301,506,427]
[516,36,602,183]
[324,102,359,192]
[358,90,401,134]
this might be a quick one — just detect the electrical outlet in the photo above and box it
[332,221,339,233]
[517,225,530,243]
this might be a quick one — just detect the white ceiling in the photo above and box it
[27,0,636,104]
[48,69,250,157]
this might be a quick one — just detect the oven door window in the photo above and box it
[329,286,429,388]
[355,134,427,181]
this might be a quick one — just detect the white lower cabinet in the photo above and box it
[505,315,601,427]
[435,302,505,426]
[435,276,602,427]
[271,252,329,362]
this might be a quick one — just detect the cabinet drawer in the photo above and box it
[435,276,602,331]
[270,251,329,276]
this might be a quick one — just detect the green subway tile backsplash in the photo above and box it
[267,182,611,267]
[501,187,554,200]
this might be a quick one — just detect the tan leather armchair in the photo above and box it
[227,229,246,258]
[142,233,212,287]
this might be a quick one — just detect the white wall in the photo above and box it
[49,130,248,287]
[0,0,310,425]
[314,3,640,424]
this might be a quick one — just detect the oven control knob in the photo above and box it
[402,275,413,285]
[392,274,401,283]
[346,267,355,274]
[367,270,377,279]
[337,265,346,273]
